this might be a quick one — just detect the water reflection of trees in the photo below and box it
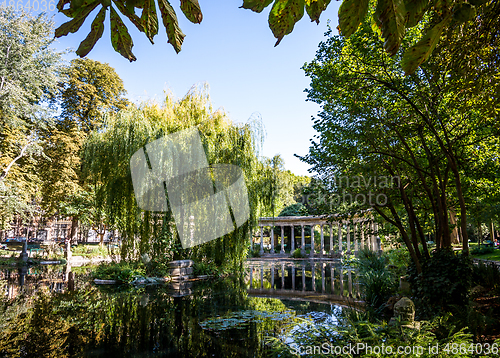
[0,276,299,357]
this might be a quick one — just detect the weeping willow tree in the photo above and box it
[82,85,270,270]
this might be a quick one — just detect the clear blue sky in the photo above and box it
[49,1,341,176]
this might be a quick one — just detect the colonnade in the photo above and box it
[256,216,381,257]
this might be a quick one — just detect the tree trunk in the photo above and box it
[478,222,483,246]
[70,217,78,244]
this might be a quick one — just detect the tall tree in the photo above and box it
[300,8,500,271]
[40,58,128,243]
[82,85,267,268]
[0,6,62,232]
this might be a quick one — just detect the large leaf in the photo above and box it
[268,0,305,46]
[76,6,107,58]
[305,0,331,24]
[452,2,476,23]
[55,0,100,37]
[110,6,137,62]
[401,17,450,74]
[158,0,185,53]
[338,0,369,37]
[404,0,429,27]
[57,0,71,11]
[141,0,159,43]
[180,0,203,24]
[374,0,406,55]
[113,0,145,33]
[240,0,274,13]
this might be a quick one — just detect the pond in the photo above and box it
[0,260,359,357]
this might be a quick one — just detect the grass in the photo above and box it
[465,243,500,262]
[71,244,113,258]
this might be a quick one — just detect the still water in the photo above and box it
[0,260,358,357]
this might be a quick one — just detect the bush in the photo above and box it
[193,261,219,276]
[291,248,305,258]
[471,246,495,255]
[357,248,397,316]
[471,261,500,290]
[407,249,473,319]
[92,261,146,284]
[268,309,473,358]
[248,247,261,258]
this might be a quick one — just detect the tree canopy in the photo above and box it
[55,0,492,73]
[0,6,63,228]
[39,58,129,242]
[300,9,500,271]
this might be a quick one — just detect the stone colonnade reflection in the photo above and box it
[246,261,360,301]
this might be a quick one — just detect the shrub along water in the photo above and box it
[407,249,473,320]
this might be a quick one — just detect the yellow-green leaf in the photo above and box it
[76,6,107,58]
[268,0,305,46]
[374,0,406,55]
[55,1,100,38]
[401,17,450,74]
[110,6,137,62]
[338,0,369,37]
[141,0,159,43]
[158,0,185,53]
[404,0,429,27]
[240,0,273,13]
[180,0,203,24]
[305,0,331,24]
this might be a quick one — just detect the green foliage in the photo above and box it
[278,202,308,217]
[357,248,398,316]
[71,244,110,258]
[386,246,411,275]
[57,0,490,74]
[291,247,305,258]
[269,309,473,358]
[93,261,146,284]
[470,246,495,255]
[192,261,218,276]
[407,249,473,319]
[0,6,63,224]
[82,85,267,273]
[301,10,500,268]
[471,261,500,291]
[248,246,262,258]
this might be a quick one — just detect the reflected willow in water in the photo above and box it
[0,265,342,357]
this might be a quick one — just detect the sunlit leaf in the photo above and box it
[141,0,159,43]
[268,0,305,46]
[401,17,450,75]
[374,0,406,55]
[305,0,331,24]
[76,6,107,58]
[180,0,203,24]
[110,6,137,62]
[240,0,274,13]
[158,0,185,53]
[338,0,369,37]
[55,0,100,38]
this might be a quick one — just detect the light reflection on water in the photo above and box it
[0,261,356,357]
